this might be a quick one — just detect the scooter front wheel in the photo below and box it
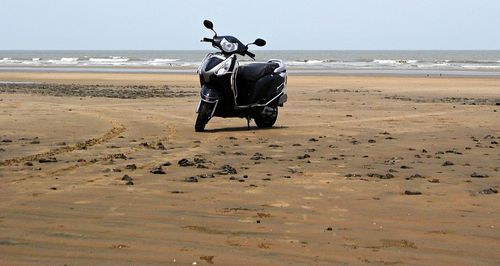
[195,101,214,132]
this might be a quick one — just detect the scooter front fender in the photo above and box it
[200,84,220,103]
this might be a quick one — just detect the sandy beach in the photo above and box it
[0,72,499,265]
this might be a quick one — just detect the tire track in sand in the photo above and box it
[0,123,126,167]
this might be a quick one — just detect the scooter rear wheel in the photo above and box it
[195,102,214,132]
[255,106,278,128]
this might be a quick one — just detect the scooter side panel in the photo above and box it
[251,74,285,104]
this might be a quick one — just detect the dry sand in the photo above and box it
[0,72,499,265]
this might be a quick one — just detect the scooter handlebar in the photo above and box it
[201,38,213,42]
[246,51,255,59]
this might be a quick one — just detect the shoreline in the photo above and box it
[1,65,500,78]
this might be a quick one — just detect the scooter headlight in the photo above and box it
[215,59,233,76]
[221,38,238,53]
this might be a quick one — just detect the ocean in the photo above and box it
[1,50,499,76]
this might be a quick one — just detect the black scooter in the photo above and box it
[195,20,287,132]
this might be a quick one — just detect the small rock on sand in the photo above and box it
[184,176,199,183]
[125,164,137,170]
[442,161,454,166]
[178,158,195,167]
[404,190,422,195]
[150,166,166,174]
[217,165,237,175]
[39,157,57,163]
[470,172,489,178]
[479,188,498,195]
[122,175,133,182]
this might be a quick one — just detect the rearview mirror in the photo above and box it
[254,38,266,47]
[203,20,214,30]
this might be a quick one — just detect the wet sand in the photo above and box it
[0,72,499,265]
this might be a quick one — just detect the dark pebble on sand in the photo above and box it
[156,143,167,150]
[406,174,424,180]
[400,165,412,169]
[367,173,384,178]
[113,153,127,160]
[470,172,489,178]
[121,175,133,182]
[150,166,166,174]
[229,176,245,182]
[218,165,237,175]
[251,152,271,160]
[30,140,40,144]
[428,178,440,183]
[125,181,134,186]
[326,227,333,231]
[184,176,199,183]
[368,139,376,143]
[479,188,498,195]
[178,158,195,167]
[442,161,454,166]
[292,143,302,146]
[199,173,215,179]
[1,139,12,143]
[39,157,57,163]
[162,162,172,167]
[404,190,422,195]
[297,154,310,159]
[24,162,33,166]
[309,138,319,142]
[381,173,395,179]
[269,144,281,148]
[126,164,137,170]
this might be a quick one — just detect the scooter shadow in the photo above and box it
[203,125,289,133]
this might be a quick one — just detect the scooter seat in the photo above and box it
[238,62,279,81]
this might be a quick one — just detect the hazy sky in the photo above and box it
[0,0,498,50]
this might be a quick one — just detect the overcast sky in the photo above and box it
[0,0,498,50]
